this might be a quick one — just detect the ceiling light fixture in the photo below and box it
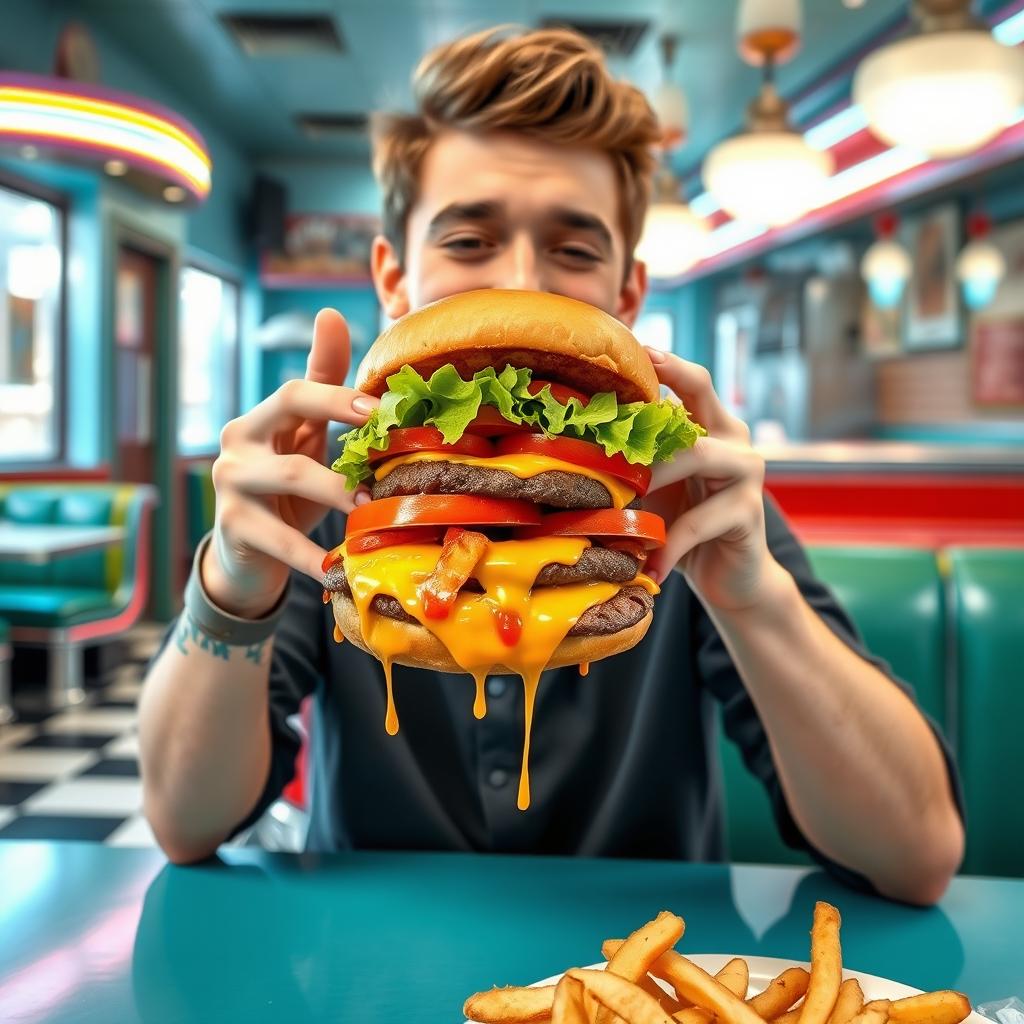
[650,34,688,151]
[956,212,1006,309]
[861,212,912,308]
[636,165,708,279]
[703,0,832,227]
[853,0,1024,158]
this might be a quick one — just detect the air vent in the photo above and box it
[220,13,344,55]
[539,17,650,57]
[295,113,368,140]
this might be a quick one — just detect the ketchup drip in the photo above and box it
[494,607,523,646]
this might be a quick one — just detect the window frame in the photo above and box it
[0,169,69,467]
[177,259,242,456]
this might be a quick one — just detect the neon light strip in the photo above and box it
[1,105,210,191]
[994,8,1024,45]
[0,76,211,200]
[3,86,209,165]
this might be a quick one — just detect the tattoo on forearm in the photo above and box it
[174,617,270,665]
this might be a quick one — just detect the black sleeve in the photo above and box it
[696,495,965,893]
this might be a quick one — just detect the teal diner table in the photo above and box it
[0,841,1019,1023]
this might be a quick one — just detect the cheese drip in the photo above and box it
[342,537,636,809]
[374,452,637,510]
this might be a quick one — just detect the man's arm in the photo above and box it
[641,347,963,905]
[138,612,277,864]
[706,558,963,905]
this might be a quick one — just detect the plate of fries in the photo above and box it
[463,902,980,1024]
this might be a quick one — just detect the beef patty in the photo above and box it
[371,461,624,510]
[342,585,653,637]
[324,544,640,596]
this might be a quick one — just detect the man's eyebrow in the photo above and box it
[426,201,505,237]
[548,207,614,250]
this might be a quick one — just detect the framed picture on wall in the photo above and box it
[903,204,961,350]
[971,318,1024,408]
[261,212,381,287]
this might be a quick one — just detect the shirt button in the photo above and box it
[488,768,510,789]
[487,677,510,699]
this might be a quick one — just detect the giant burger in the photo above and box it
[323,289,704,808]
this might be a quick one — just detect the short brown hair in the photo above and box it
[370,25,659,268]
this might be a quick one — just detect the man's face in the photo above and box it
[373,130,646,326]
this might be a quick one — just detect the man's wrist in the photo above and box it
[200,538,288,620]
[185,534,290,647]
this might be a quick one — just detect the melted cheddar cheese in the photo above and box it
[342,537,659,810]
[373,452,637,510]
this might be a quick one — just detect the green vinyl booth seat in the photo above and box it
[720,545,949,870]
[0,483,156,706]
[185,461,215,557]
[948,548,1024,878]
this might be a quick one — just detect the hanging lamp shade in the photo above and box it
[636,167,708,278]
[652,81,689,151]
[861,213,912,309]
[956,213,1006,309]
[702,82,832,226]
[853,1,1024,158]
[737,0,802,64]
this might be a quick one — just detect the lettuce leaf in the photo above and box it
[332,363,705,488]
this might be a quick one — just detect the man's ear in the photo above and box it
[615,256,648,328]
[371,235,410,319]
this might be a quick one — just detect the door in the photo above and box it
[114,246,158,483]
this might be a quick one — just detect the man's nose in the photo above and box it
[495,234,543,292]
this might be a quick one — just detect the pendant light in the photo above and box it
[650,34,688,151]
[853,0,1024,159]
[702,0,832,227]
[861,213,912,309]
[956,212,1006,309]
[636,165,708,279]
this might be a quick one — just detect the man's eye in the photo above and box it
[558,247,600,263]
[443,237,489,252]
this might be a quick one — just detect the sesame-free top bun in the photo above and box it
[356,289,660,403]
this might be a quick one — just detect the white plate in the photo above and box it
[466,954,986,1024]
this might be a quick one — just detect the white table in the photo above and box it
[0,523,126,564]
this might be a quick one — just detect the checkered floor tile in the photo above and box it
[0,620,306,852]
[0,623,156,846]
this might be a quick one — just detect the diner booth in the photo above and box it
[0,0,1023,1019]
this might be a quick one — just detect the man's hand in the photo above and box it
[641,347,772,613]
[203,308,379,618]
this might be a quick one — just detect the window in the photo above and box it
[0,183,64,462]
[178,266,239,453]
[634,310,674,353]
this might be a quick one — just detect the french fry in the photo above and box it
[595,912,685,1024]
[827,980,865,1024]
[649,951,767,1024]
[848,1000,891,1024]
[798,903,843,1024]
[566,968,677,1024]
[673,960,753,1024]
[749,968,810,1019]
[601,937,687,1015]
[463,984,556,1023]
[889,992,972,1024]
[776,1010,803,1024]
[716,959,749,1000]
[551,975,588,1024]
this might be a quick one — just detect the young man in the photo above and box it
[140,27,963,903]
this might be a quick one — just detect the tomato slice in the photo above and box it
[462,405,535,437]
[527,379,590,406]
[367,426,494,467]
[514,509,666,549]
[495,434,651,497]
[346,495,542,537]
[344,526,443,556]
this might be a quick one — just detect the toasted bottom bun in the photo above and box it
[330,592,653,674]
